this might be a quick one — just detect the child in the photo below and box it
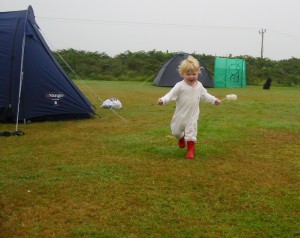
[157,55,221,159]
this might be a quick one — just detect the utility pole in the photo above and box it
[259,29,267,58]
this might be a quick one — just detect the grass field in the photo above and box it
[0,81,299,237]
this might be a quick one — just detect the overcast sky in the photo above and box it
[1,0,300,60]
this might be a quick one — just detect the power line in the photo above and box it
[37,16,300,39]
[37,16,259,31]
[268,29,300,40]
[36,16,300,42]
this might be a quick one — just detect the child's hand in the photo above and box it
[214,98,221,105]
[157,98,163,105]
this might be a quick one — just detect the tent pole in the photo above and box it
[15,7,29,131]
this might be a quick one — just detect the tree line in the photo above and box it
[54,49,300,86]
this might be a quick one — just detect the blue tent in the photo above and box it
[0,6,95,123]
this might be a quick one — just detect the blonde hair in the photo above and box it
[178,55,200,76]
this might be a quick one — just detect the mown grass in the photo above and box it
[0,81,299,238]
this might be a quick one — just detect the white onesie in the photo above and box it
[160,80,216,142]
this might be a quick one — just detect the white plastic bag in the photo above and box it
[101,98,122,109]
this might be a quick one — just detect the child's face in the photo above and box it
[183,72,198,86]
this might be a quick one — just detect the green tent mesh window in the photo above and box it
[214,57,246,88]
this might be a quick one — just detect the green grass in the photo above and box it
[0,82,299,237]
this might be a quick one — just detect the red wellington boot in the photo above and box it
[178,137,185,148]
[185,141,195,159]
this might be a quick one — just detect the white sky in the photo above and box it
[1,0,300,60]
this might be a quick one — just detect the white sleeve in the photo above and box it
[200,88,217,104]
[160,83,181,105]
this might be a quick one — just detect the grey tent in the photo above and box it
[153,53,214,87]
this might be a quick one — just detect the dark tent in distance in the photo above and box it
[0,6,95,123]
[153,53,214,87]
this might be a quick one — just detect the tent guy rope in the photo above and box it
[54,51,128,123]
[41,29,128,123]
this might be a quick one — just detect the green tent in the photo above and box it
[214,57,246,88]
